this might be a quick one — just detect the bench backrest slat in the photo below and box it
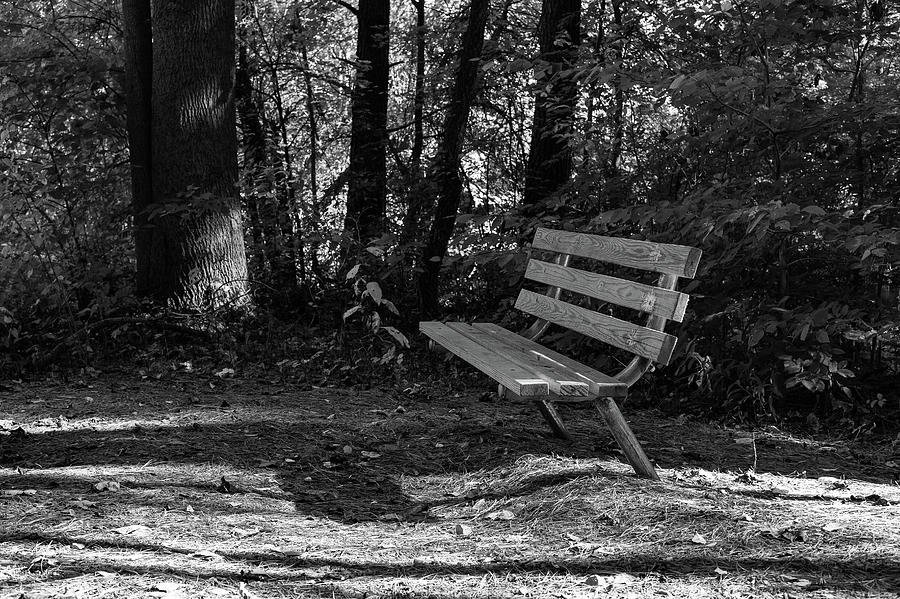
[532,227,701,278]
[524,259,691,322]
[515,289,678,365]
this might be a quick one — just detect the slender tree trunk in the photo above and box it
[603,0,625,209]
[584,0,605,148]
[522,0,582,216]
[344,0,390,252]
[143,0,249,309]
[122,0,153,289]
[411,0,425,175]
[235,16,269,278]
[849,5,869,209]
[417,0,489,317]
[296,23,322,275]
[400,0,427,247]
[269,70,302,287]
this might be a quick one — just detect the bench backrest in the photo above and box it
[517,228,702,386]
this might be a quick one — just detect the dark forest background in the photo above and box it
[1,0,898,430]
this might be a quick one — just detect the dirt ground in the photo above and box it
[1,367,898,599]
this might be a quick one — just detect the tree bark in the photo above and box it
[141,0,249,309]
[235,15,271,278]
[603,0,625,209]
[411,0,426,175]
[344,0,390,253]
[399,0,427,247]
[521,0,582,216]
[296,22,322,276]
[417,0,490,317]
[122,0,153,290]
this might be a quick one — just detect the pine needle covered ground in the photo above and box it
[1,371,898,599]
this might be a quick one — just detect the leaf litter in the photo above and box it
[0,375,898,598]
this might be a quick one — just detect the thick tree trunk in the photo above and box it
[122,0,153,288]
[522,0,582,216]
[142,0,249,309]
[344,0,390,252]
[417,0,489,317]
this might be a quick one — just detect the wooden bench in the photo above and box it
[420,227,702,480]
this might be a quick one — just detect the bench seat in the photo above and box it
[420,321,627,399]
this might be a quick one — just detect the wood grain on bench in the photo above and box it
[444,323,590,397]
[525,259,691,322]
[470,323,627,398]
[514,289,678,365]
[532,227,701,278]
[419,322,550,397]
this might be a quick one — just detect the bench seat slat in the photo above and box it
[525,259,690,322]
[532,227,702,278]
[515,289,678,365]
[419,322,549,396]
[444,322,590,397]
[470,323,627,398]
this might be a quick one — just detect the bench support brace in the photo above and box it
[595,398,659,480]
[534,399,572,441]
[500,385,572,441]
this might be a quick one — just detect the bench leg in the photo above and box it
[499,385,572,441]
[595,397,659,480]
[534,399,572,441]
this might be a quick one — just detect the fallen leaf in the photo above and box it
[92,481,121,492]
[151,582,182,592]
[70,499,96,509]
[0,489,37,497]
[455,523,473,536]
[216,477,234,494]
[485,510,516,521]
[583,573,635,587]
[611,574,636,585]
[232,527,260,537]
[823,522,842,532]
[378,513,402,522]
[691,533,707,545]
[361,451,381,459]
[239,582,263,599]
[111,524,151,536]
[190,549,223,561]
[714,567,728,576]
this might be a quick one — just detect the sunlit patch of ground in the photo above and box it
[1,374,898,598]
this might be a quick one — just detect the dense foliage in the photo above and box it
[1,0,897,429]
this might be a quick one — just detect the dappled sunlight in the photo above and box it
[2,378,898,597]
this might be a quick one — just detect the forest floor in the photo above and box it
[1,367,899,599]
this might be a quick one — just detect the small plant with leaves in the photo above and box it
[343,260,409,366]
